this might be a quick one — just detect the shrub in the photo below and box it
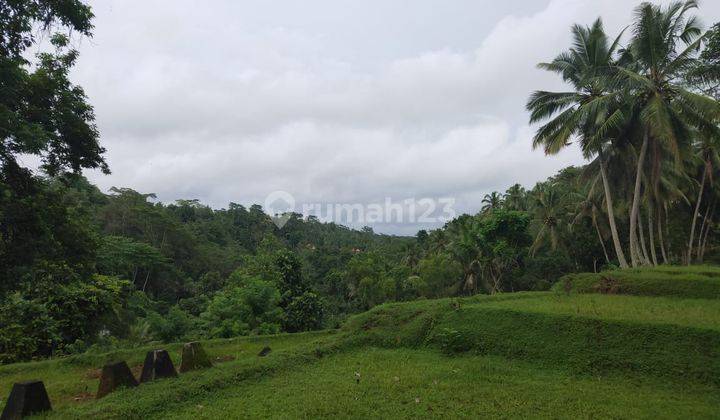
[283,291,326,332]
[0,274,130,362]
[433,328,476,355]
[146,306,194,342]
[201,277,282,338]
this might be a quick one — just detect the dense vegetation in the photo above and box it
[1,0,720,364]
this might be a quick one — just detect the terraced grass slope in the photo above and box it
[554,264,720,298]
[161,349,720,419]
[2,266,719,418]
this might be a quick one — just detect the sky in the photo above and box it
[36,0,720,235]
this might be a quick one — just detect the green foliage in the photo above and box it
[146,306,194,343]
[276,250,306,301]
[0,175,99,294]
[201,276,282,338]
[433,328,477,355]
[357,275,394,309]
[0,293,59,364]
[417,254,462,298]
[0,274,129,362]
[96,235,168,289]
[397,275,425,300]
[0,1,94,58]
[3,267,718,418]
[283,291,326,333]
[1,0,720,366]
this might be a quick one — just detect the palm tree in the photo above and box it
[529,184,565,256]
[572,180,610,265]
[481,192,503,213]
[619,0,720,266]
[447,219,481,294]
[527,18,630,268]
[504,184,527,211]
[687,132,720,262]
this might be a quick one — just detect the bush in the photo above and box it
[201,277,282,338]
[146,306,194,343]
[0,274,130,362]
[433,328,477,355]
[417,255,462,298]
[283,291,325,332]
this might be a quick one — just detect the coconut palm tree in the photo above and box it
[504,184,527,211]
[687,132,720,262]
[618,0,720,266]
[447,219,481,294]
[529,184,565,256]
[481,192,503,213]
[571,179,610,265]
[527,18,630,268]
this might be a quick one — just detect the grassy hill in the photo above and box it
[2,266,720,418]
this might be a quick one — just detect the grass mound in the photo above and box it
[552,265,720,299]
[345,293,720,384]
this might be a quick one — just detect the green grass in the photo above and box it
[345,293,720,383]
[33,333,346,419]
[483,293,720,331]
[0,331,334,412]
[2,266,719,418]
[162,348,720,419]
[553,265,720,299]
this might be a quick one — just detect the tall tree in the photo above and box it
[527,18,629,267]
[1,1,108,290]
[1,1,106,179]
[572,181,611,265]
[529,184,565,256]
[620,0,719,266]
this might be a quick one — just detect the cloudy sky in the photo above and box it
[47,0,720,234]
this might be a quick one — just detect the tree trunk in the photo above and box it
[142,270,151,292]
[699,218,711,263]
[700,200,716,262]
[599,153,629,268]
[629,132,649,267]
[687,163,707,264]
[657,204,668,264]
[696,202,711,261]
[593,214,611,265]
[647,205,658,266]
[637,209,651,265]
[665,205,672,261]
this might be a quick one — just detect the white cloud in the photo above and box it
[65,0,720,234]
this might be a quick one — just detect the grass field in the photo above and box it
[2,266,720,418]
[482,293,720,330]
[161,348,720,419]
[0,331,334,412]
